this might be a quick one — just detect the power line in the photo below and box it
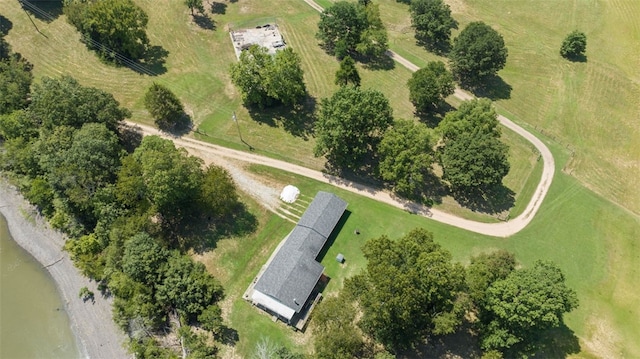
[17,0,235,118]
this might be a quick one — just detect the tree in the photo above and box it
[437,99,510,191]
[314,87,393,171]
[313,296,363,359]
[116,136,203,232]
[198,165,239,221]
[230,45,306,109]
[122,232,169,285]
[316,1,387,60]
[481,261,579,352]
[466,250,516,307]
[335,56,361,87]
[156,252,224,322]
[0,55,33,114]
[65,0,149,62]
[407,61,454,114]
[346,228,465,349]
[184,0,205,16]
[144,83,186,131]
[410,0,457,52]
[560,30,587,60]
[197,304,224,335]
[29,76,130,132]
[378,120,436,197]
[440,130,510,191]
[450,22,508,86]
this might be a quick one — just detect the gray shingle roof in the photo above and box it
[253,191,347,315]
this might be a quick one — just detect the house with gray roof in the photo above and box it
[250,191,347,323]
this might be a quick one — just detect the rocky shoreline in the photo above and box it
[0,180,129,359]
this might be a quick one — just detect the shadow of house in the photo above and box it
[248,192,347,330]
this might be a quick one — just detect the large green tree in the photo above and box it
[378,120,436,197]
[410,0,457,52]
[230,46,306,109]
[465,250,516,308]
[122,232,169,285]
[560,30,587,60]
[313,295,364,359]
[347,228,466,350]
[316,1,387,60]
[65,0,149,62]
[450,22,508,86]
[437,99,510,191]
[184,0,205,16]
[29,76,130,132]
[481,261,579,352]
[144,83,185,131]
[314,86,393,171]
[155,252,224,322]
[407,61,454,114]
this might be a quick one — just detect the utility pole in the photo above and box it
[232,112,253,151]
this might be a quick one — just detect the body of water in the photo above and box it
[0,213,80,358]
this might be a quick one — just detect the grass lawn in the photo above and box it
[207,140,638,357]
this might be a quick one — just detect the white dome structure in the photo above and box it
[280,185,300,203]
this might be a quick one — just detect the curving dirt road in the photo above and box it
[127,119,552,238]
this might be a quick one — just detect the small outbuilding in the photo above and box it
[336,253,345,263]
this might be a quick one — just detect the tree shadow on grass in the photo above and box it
[247,97,316,139]
[183,202,258,254]
[118,122,144,153]
[210,1,227,14]
[466,75,512,101]
[20,0,64,22]
[193,14,216,30]
[506,324,580,358]
[157,113,193,137]
[135,45,169,76]
[451,184,515,216]
[416,101,455,128]
[0,14,13,35]
[564,53,587,63]
[357,52,396,71]
[399,321,482,359]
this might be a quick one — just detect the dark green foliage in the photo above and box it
[117,136,204,231]
[122,232,169,285]
[437,99,510,191]
[29,76,130,132]
[450,22,508,86]
[198,164,240,221]
[144,83,185,131]
[0,110,38,141]
[316,1,388,60]
[0,55,33,114]
[466,250,516,307]
[156,253,224,322]
[378,119,436,197]
[129,337,180,359]
[184,0,205,15]
[410,0,457,52]
[335,56,361,87]
[230,46,306,109]
[407,61,454,114]
[313,295,364,359]
[314,86,393,171]
[560,30,587,60]
[481,261,579,352]
[0,36,10,60]
[197,304,224,335]
[347,228,465,350]
[440,130,510,190]
[64,0,149,62]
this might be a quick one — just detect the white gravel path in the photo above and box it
[0,180,129,359]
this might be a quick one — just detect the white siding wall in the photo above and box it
[251,290,296,321]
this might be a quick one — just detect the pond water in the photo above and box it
[0,213,80,358]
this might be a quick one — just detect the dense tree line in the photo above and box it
[0,75,245,357]
[0,29,33,115]
[312,230,579,358]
